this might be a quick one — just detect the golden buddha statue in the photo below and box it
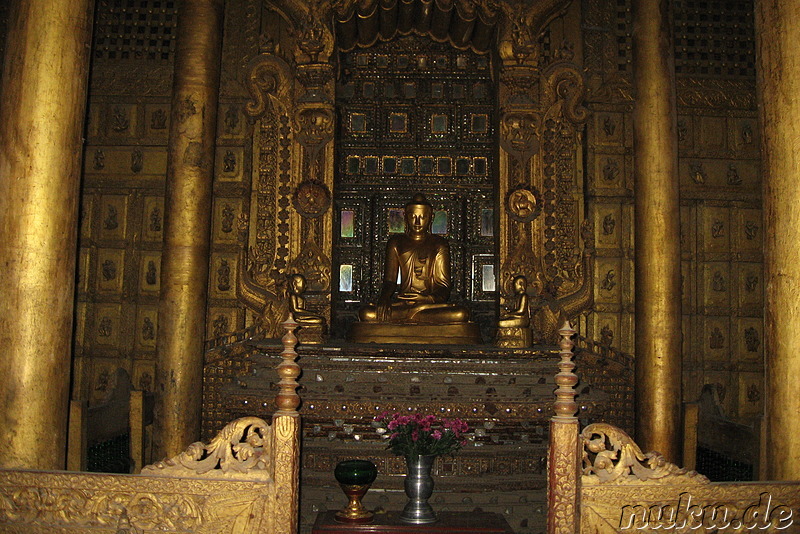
[287,273,325,343]
[349,193,481,344]
[495,274,532,348]
[497,275,530,328]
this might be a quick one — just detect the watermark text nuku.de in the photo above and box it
[619,492,794,530]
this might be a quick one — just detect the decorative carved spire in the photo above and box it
[553,320,578,420]
[276,316,301,414]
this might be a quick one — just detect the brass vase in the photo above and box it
[334,460,378,524]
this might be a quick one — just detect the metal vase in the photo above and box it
[400,454,437,524]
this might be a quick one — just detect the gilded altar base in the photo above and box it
[203,339,634,533]
[348,322,482,344]
[495,326,532,348]
[297,324,325,344]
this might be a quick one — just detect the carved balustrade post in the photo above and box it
[154,0,224,459]
[756,0,800,480]
[631,0,683,463]
[547,321,580,534]
[0,0,94,469]
[273,316,301,532]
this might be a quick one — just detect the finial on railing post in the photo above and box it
[275,315,300,415]
[554,320,578,420]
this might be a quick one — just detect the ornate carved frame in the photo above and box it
[238,0,592,339]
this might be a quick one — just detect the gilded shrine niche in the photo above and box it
[237,0,591,343]
[332,36,498,338]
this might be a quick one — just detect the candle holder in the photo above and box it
[334,459,378,524]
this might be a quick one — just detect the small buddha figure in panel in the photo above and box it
[495,274,532,348]
[497,275,530,328]
[287,273,325,343]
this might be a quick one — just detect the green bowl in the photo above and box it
[334,460,378,486]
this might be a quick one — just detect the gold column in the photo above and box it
[0,0,93,470]
[153,0,223,459]
[631,0,682,462]
[756,0,800,481]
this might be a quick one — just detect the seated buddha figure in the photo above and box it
[287,273,324,326]
[497,275,530,328]
[495,274,531,348]
[287,273,325,344]
[351,194,480,344]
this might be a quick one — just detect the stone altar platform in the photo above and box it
[203,340,633,534]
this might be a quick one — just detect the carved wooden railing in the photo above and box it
[0,318,302,534]
[548,323,800,534]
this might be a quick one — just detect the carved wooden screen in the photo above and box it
[332,35,498,337]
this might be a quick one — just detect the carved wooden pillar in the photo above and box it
[0,0,93,470]
[631,0,683,462]
[756,0,800,480]
[496,1,589,346]
[287,14,336,333]
[498,63,546,321]
[154,0,224,458]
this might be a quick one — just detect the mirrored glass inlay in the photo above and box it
[474,157,487,175]
[347,156,360,174]
[432,210,448,235]
[399,157,415,175]
[390,113,407,133]
[471,114,488,133]
[482,264,496,292]
[419,157,434,174]
[340,265,353,292]
[431,114,448,133]
[363,82,375,98]
[351,113,367,132]
[388,208,405,233]
[341,210,355,238]
[480,209,494,237]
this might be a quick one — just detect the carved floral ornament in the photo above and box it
[244,53,293,119]
[581,423,708,486]
[143,416,274,477]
